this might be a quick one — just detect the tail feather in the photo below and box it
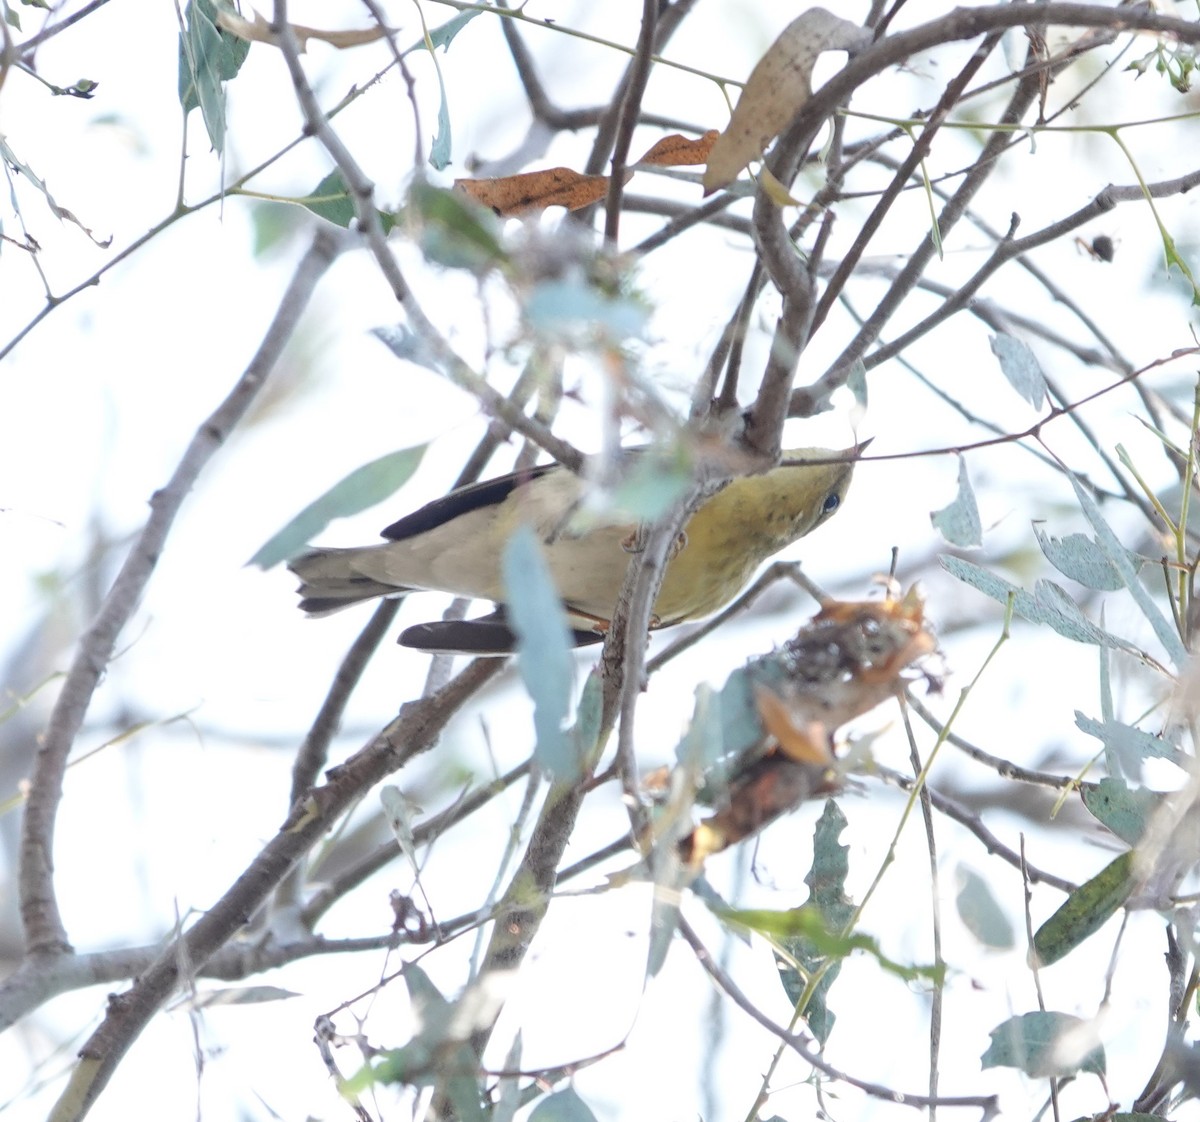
[288,547,408,616]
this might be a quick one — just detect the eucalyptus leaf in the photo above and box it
[408,180,506,271]
[982,1011,1106,1077]
[1032,525,1123,590]
[608,452,693,521]
[1082,777,1166,845]
[1075,713,1186,775]
[526,278,649,343]
[502,526,576,780]
[402,12,483,170]
[1069,474,1188,666]
[939,557,1143,654]
[250,444,427,568]
[527,1087,599,1122]
[990,333,1047,409]
[955,866,1015,950]
[298,169,400,234]
[1031,851,1135,966]
[776,800,854,1044]
[380,785,422,874]
[372,324,445,375]
[940,556,1137,652]
[178,0,249,153]
[846,357,868,410]
[492,1032,524,1122]
[930,455,981,547]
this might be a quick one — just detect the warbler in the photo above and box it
[288,446,860,653]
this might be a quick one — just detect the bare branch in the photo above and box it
[18,226,342,958]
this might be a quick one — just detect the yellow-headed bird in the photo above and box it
[288,446,860,653]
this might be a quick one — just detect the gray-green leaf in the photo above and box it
[502,525,576,780]
[1069,473,1188,666]
[955,866,1015,950]
[990,333,1047,409]
[982,1011,1106,1077]
[930,456,981,547]
[178,0,249,153]
[527,1087,599,1122]
[1032,525,1123,590]
[249,444,426,568]
[1081,777,1165,845]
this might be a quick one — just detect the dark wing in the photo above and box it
[399,608,605,655]
[380,462,560,542]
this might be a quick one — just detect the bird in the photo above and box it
[287,445,862,654]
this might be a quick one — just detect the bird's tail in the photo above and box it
[287,547,407,616]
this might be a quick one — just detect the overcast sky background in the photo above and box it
[3,1,1200,1119]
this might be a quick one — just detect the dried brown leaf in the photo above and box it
[703,8,872,195]
[454,167,631,217]
[637,130,720,167]
[216,9,389,51]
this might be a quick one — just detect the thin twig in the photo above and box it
[677,916,999,1113]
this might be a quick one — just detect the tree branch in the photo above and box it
[18,226,342,959]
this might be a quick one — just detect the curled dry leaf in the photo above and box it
[636,130,720,167]
[703,8,873,195]
[454,167,630,217]
[679,588,936,865]
[216,9,390,51]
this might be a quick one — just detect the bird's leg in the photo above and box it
[620,529,688,557]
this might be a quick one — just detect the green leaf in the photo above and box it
[430,77,454,171]
[502,525,576,780]
[178,0,249,153]
[982,1011,1106,1077]
[1031,850,1136,967]
[0,136,107,245]
[1082,777,1165,845]
[401,12,484,171]
[408,180,506,271]
[1033,579,1112,644]
[372,324,445,375]
[350,966,485,1120]
[846,357,868,410]
[776,800,854,1043]
[1032,525,1123,591]
[939,556,1144,654]
[526,278,650,344]
[1068,473,1189,666]
[570,670,605,774]
[990,333,1047,409]
[492,1032,523,1122]
[249,444,426,568]
[189,985,300,1007]
[426,10,484,51]
[607,450,693,522]
[1074,713,1186,775]
[955,866,1015,950]
[298,169,399,234]
[527,1087,599,1122]
[723,905,940,986]
[930,455,981,547]
[380,785,422,874]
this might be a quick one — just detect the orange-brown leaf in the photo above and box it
[455,168,630,217]
[637,130,720,167]
[753,686,832,766]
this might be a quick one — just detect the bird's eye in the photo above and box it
[822,492,840,515]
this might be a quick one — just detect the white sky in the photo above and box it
[3,1,1200,1120]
